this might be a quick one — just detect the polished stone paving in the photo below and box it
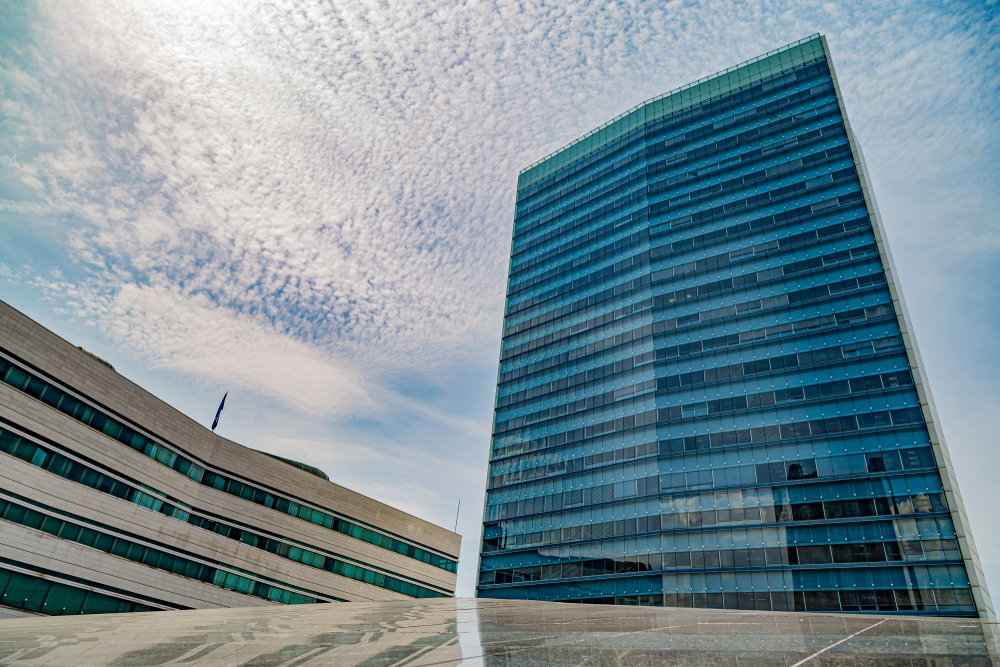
[0,599,997,666]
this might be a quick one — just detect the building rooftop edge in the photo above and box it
[516,33,824,193]
[260,451,330,481]
[0,298,462,548]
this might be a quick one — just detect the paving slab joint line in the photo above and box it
[157,643,220,666]
[788,618,889,667]
[434,620,716,667]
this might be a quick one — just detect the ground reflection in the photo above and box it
[0,598,995,666]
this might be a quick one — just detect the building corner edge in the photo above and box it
[819,36,996,639]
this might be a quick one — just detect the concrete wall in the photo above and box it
[0,299,460,611]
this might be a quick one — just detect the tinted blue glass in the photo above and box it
[477,52,977,617]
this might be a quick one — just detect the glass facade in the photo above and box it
[477,35,992,618]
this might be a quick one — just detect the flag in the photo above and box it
[211,392,227,431]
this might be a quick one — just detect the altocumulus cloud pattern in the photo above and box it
[1,0,998,596]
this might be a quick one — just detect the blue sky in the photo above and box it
[0,0,997,599]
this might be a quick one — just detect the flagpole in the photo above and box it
[212,391,228,432]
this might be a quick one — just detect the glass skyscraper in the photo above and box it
[477,35,995,619]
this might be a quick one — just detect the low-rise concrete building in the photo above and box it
[0,299,459,616]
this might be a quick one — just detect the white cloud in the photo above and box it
[98,282,379,416]
[0,200,53,214]
[11,0,993,379]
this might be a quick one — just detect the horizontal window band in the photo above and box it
[508,244,650,303]
[649,173,864,238]
[501,422,933,502]
[515,152,644,237]
[0,351,457,570]
[654,303,893,361]
[480,541,963,582]
[0,555,182,613]
[487,531,963,561]
[644,101,840,182]
[491,369,914,482]
[489,442,938,522]
[493,332,904,438]
[510,168,863,320]
[488,435,940,526]
[0,478,449,598]
[508,176,853,324]
[0,489,341,605]
[504,210,870,349]
[501,254,882,381]
[496,303,896,417]
[512,85,842,251]
[518,53,832,199]
[496,293,891,410]
[498,263,886,402]
[515,150,644,234]
[485,484,947,548]
[515,92,840,232]
[509,106,842,274]
[477,552,972,608]
[498,257,884,387]
[510,197,646,274]
[516,188,645,259]
[489,504,954,556]
[504,183,866,330]
[492,441,661,482]
[507,210,867,350]
[515,163,645,240]
[515,58,834,224]
[655,335,904,393]
[479,589,976,617]
[647,142,852,214]
[503,197,870,340]
[0,421,452,599]
[645,128,846,210]
[494,342,907,439]
[509,224,646,290]
[492,292,895,456]
[511,117,836,254]
[641,67,834,160]
[649,198,866,260]
[494,303,895,418]
[486,430,940,521]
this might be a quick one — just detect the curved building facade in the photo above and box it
[477,35,993,620]
[0,299,459,617]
